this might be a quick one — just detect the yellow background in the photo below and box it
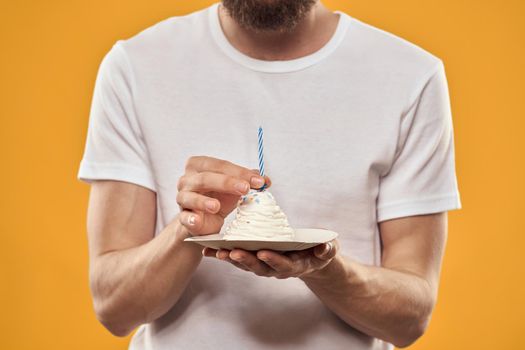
[1,1,523,349]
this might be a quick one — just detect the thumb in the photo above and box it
[314,241,336,260]
[250,169,272,189]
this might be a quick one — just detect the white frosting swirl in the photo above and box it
[224,190,294,241]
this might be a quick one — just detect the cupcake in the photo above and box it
[223,190,294,241]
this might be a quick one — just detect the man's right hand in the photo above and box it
[176,156,270,236]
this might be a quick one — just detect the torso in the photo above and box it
[121,4,440,349]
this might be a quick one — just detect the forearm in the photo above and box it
[301,255,435,348]
[90,218,203,336]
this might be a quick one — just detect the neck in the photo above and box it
[218,2,339,61]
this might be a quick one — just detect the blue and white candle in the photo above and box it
[257,126,267,191]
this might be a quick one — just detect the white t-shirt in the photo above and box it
[78,3,461,349]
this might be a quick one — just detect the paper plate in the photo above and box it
[184,228,338,252]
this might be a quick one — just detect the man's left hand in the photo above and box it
[202,239,339,279]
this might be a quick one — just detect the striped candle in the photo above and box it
[257,126,267,191]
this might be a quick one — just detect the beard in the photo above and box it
[221,0,317,33]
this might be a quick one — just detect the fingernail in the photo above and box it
[205,200,217,211]
[187,215,196,226]
[250,176,265,188]
[234,182,249,193]
[258,255,268,261]
[230,253,241,261]
[322,243,333,257]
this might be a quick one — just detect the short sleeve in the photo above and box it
[77,42,156,191]
[377,61,461,222]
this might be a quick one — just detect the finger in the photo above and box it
[203,248,251,271]
[217,250,251,271]
[230,249,274,276]
[201,248,232,261]
[177,191,220,214]
[179,210,201,232]
[257,250,295,274]
[186,156,266,189]
[313,240,338,260]
[202,247,218,257]
[215,249,251,272]
[219,251,251,270]
[179,210,224,235]
[178,172,250,195]
[203,248,235,261]
[216,249,231,260]
[250,169,272,189]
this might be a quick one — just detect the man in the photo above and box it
[78,0,461,349]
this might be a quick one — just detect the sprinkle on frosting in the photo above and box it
[223,190,294,241]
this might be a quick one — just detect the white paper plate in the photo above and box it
[184,228,338,252]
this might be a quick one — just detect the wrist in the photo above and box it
[301,255,365,291]
[163,217,204,260]
[168,216,193,244]
[300,254,347,284]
